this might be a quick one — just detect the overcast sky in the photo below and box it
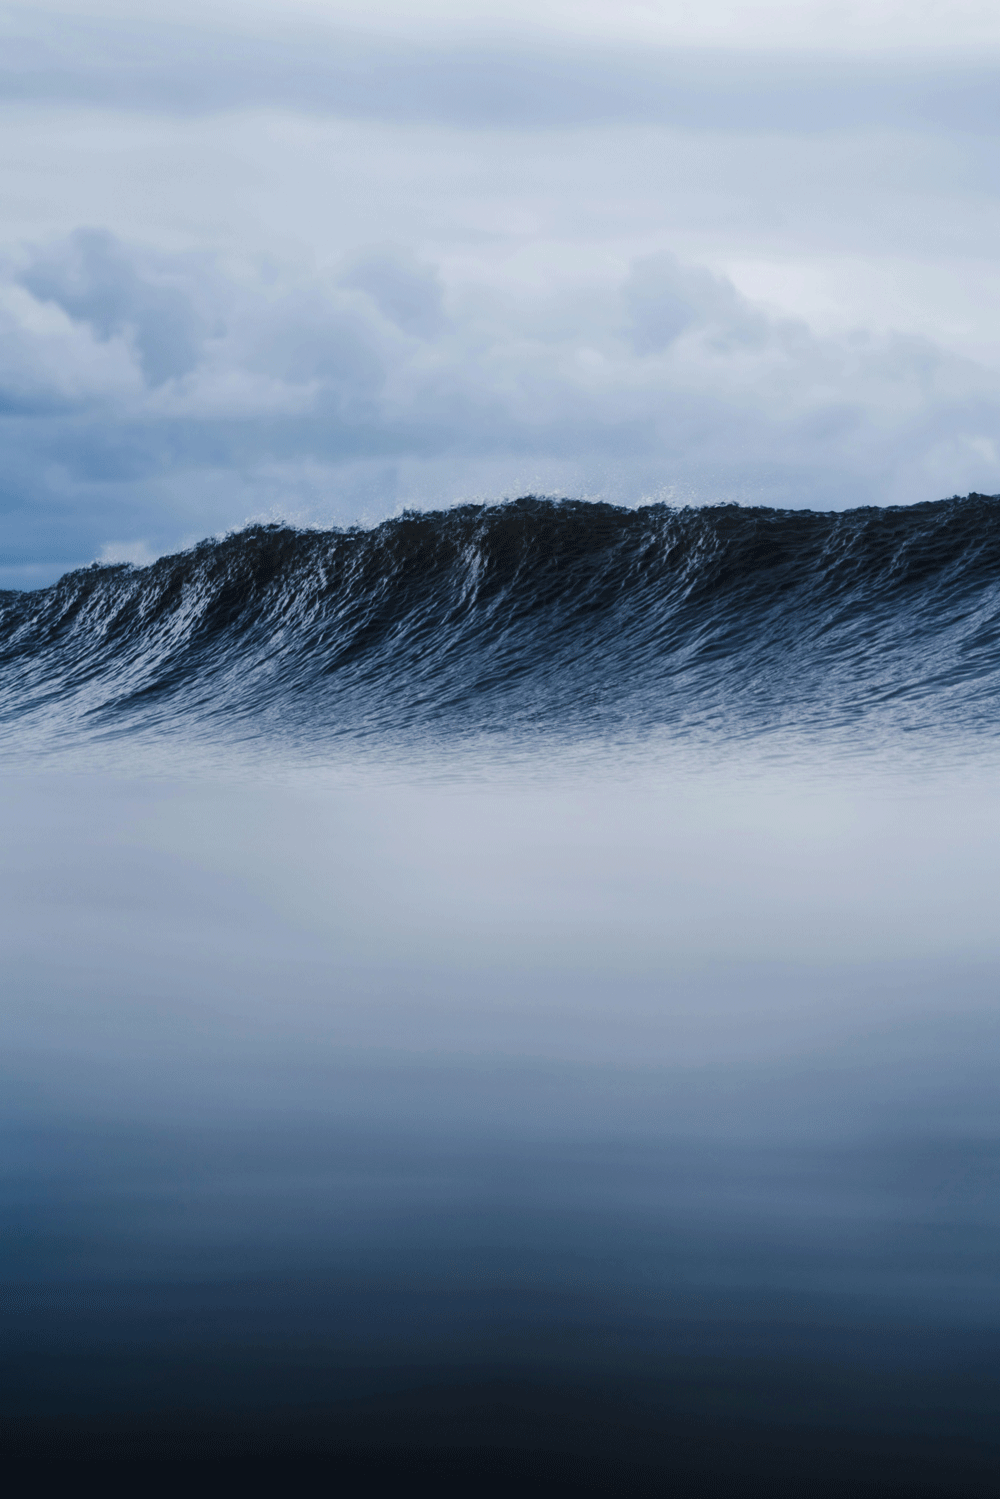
[3,0,1000,584]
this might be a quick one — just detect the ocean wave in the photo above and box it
[3,493,1000,753]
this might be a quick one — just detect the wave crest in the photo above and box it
[3,493,1000,752]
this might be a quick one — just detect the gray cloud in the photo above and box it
[3,13,1000,134]
[20,229,207,386]
[1,229,998,588]
[623,253,772,354]
[341,250,447,340]
[1,10,998,586]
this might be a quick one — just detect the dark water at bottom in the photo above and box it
[2,748,999,1495]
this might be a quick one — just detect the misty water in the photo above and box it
[3,500,1000,1493]
[3,746,999,1493]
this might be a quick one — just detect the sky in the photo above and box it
[2,0,1000,585]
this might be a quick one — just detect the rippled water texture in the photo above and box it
[4,493,1000,758]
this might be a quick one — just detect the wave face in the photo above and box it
[3,494,1000,755]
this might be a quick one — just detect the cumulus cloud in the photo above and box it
[20,229,208,386]
[341,250,447,340]
[1,227,999,587]
[623,253,772,355]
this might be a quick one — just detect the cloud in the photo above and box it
[623,253,771,355]
[1,227,999,585]
[20,229,208,386]
[10,0,1000,57]
[4,7,1000,132]
[0,5,996,593]
[341,250,447,340]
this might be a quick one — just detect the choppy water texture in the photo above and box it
[3,492,1000,755]
[3,496,1000,1496]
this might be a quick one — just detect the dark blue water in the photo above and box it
[4,493,1000,755]
[2,498,999,1495]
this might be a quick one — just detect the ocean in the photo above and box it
[2,495,999,1495]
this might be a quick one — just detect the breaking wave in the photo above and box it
[3,493,1000,756]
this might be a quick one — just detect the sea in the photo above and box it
[2,495,999,1495]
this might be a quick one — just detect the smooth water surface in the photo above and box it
[3,747,999,1493]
